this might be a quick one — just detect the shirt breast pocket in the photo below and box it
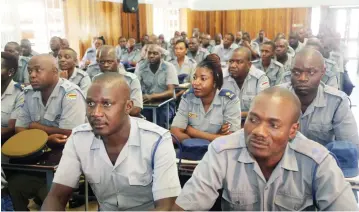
[43,113,60,126]
[127,172,153,202]
[143,75,154,90]
[157,72,167,88]
[226,192,259,211]
[308,123,333,141]
[242,95,254,111]
[84,171,101,198]
[274,194,313,211]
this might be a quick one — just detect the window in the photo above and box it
[1,0,65,53]
[153,8,181,42]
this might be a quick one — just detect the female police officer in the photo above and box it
[170,54,241,142]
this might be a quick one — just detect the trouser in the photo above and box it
[6,172,47,211]
[142,102,175,129]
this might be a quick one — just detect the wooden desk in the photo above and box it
[143,97,174,129]
[2,149,62,191]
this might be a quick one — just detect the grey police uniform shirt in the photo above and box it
[279,82,359,150]
[87,63,102,80]
[221,66,270,112]
[122,48,141,64]
[53,117,181,211]
[212,43,239,62]
[63,68,91,96]
[202,45,214,54]
[14,56,29,84]
[1,80,25,127]
[252,59,285,87]
[172,89,241,133]
[115,46,128,62]
[15,78,87,129]
[169,56,197,83]
[136,60,179,95]
[275,54,293,72]
[287,46,296,58]
[187,48,210,64]
[175,129,358,211]
[279,59,340,90]
[80,47,97,69]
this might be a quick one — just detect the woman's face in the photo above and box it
[175,42,187,58]
[191,67,215,98]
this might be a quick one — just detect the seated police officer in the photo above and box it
[172,87,358,211]
[7,54,87,210]
[42,73,181,211]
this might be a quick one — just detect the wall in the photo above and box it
[63,0,153,58]
[186,8,311,40]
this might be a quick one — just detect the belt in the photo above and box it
[1,187,9,197]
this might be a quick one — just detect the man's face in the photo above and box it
[58,49,76,70]
[275,40,288,58]
[236,32,242,42]
[94,39,103,50]
[128,39,135,48]
[244,95,298,159]
[298,29,306,40]
[174,31,180,37]
[27,56,56,91]
[214,36,221,45]
[223,34,233,48]
[50,37,61,52]
[5,44,20,60]
[242,34,250,42]
[147,47,161,64]
[142,36,149,44]
[188,38,199,52]
[119,38,127,48]
[181,32,187,39]
[61,39,69,49]
[202,35,210,46]
[20,41,31,57]
[260,44,274,62]
[289,36,299,47]
[229,51,251,79]
[86,82,132,136]
[291,55,324,96]
[98,51,118,73]
[259,31,265,40]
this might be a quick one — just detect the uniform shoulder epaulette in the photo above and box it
[60,79,77,92]
[124,71,137,80]
[290,132,329,164]
[72,123,92,133]
[182,88,194,98]
[76,69,89,77]
[86,48,95,53]
[23,84,33,93]
[14,83,25,91]
[188,58,196,64]
[161,61,169,70]
[249,67,266,79]
[325,58,336,65]
[273,60,284,67]
[212,131,245,153]
[323,84,346,99]
[219,89,236,100]
[136,118,168,136]
[252,59,260,64]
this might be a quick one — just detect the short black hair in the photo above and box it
[98,36,106,45]
[59,47,78,58]
[242,32,251,41]
[234,47,252,61]
[5,42,21,52]
[1,51,18,72]
[175,39,188,49]
[262,41,276,51]
[197,54,223,89]
[225,33,235,42]
[118,36,126,41]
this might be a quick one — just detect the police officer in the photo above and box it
[240,32,260,59]
[122,38,141,68]
[274,38,293,72]
[222,47,270,118]
[279,48,359,150]
[4,42,29,84]
[116,36,128,62]
[86,48,102,80]
[201,34,214,53]
[79,37,104,70]
[42,73,181,211]
[252,41,285,86]
[171,54,241,142]
[289,32,304,53]
[235,31,243,45]
[20,39,38,58]
[49,36,62,58]
[1,52,24,142]
[279,38,340,89]
[212,33,239,62]
[169,40,197,84]
[136,44,179,128]
[172,87,358,211]
[187,37,209,63]
[58,48,91,96]
[95,45,143,117]
[7,54,87,211]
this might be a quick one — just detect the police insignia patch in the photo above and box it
[66,93,77,100]
[188,112,198,118]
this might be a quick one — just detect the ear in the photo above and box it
[288,122,299,141]
[125,100,134,115]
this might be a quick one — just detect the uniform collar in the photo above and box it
[69,68,79,81]
[308,83,327,108]
[191,89,221,106]
[2,80,16,98]
[227,68,252,85]
[32,78,62,99]
[237,140,298,172]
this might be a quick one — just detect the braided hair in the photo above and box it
[197,54,223,89]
